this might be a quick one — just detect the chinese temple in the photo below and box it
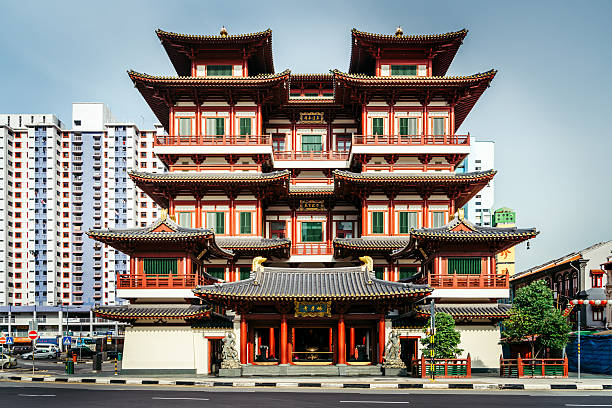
[89,26,538,375]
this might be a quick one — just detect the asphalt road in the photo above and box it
[1,385,612,408]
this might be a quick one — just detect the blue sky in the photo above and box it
[1,0,611,269]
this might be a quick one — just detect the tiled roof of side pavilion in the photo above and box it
[128,70,290,87]
[334,237,411,251]
[415,303,512,319]
[288,184,335,195]
[156,28,273,42]
[92,304,211,321]
[129,170,290,184]
[194,265,432,302]
[334,169,496,183]
[333,69,497,85]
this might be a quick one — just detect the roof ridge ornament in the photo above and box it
[220,26,228,37]
[395,26,403,37]
[252,256,267,285]
[359,256,374,284]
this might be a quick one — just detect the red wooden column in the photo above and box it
[240,317,248,364]
[184,255,192,275]
[291,208,297,249]
[269,327,276,358]
[388,195,394,236]
[229,194,236,235]
[349,327,355,358]
[168,196,175,217]
[338,314,346,365]
[195,197,202,228]
[129,256,136,275]
[326,205,332,251]
[361,198,368,236]
[378,315,385,364]
[280,314,288,364]
[255,197,261,236]
[490,256,497,275]
[328,327,333,356]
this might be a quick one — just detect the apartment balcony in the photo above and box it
[93,293,102,300]
[72,165,82,173]
[93,282,102,289]
[73,206,82,213]
[72,288,84,295]
[93,252,101,258]
[154,134,273,155]
[72,276,83,283]
[427,274,509,289]
[93,272,102,279]
[93,172,101,179]
[116,273,206,289]
[351,134,470,156]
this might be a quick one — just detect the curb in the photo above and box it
[0,375,609,391]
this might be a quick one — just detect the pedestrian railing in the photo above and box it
[411,354,471,378]
[499,354,568,378]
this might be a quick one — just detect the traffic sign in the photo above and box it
[28,330,39,340]
[62,336,72,346]
[0,337,5,345]
[5,337,13,345]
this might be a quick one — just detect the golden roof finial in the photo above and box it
[160,208,168,220]
[359,256,374,272]
[458,207,465,221]
[395,26,403,36]
[220,26,228,37]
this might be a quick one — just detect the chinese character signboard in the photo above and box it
[294,301,331,317]
[299,200,325,211]
[299,112,324,124]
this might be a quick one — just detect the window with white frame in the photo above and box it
[205,118,225,136]
[178,117,192,136]
[178,212,192,228]
[431,211,445,228]
[398,117,419,135]
[206,212,225,234]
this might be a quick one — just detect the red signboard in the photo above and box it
[0,337,6,344]
[28,330,39,340]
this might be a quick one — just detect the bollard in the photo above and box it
[114,357,118,376]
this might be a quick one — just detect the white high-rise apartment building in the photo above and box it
[459,138,495,226]
[0,104,164,309]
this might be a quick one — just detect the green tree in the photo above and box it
[502,280,571,357]
[421,312,463,358]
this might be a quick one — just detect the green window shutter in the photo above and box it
[399,212,418,234]
[215,118,225,135]
[215,212,225,234]
[178,212,191,227]
[374,267,384,280]
[301,222,323,242]
[391,65,417,76]
[432,117,446,135]
[206,65,233,76]
[399,267,418,280]
[239,267,251,280]
[240,212,252,234]
[207,267,225,280]
[304,92,319,97]
[372,117,384,135]
[371,212,384,234]
[432,211,445,228]
[178,118,191,136]
[239,118,251,136]
[143,258,178,275]
[448,258,482,275]
[301,134,322,151]
[406,117,418,135]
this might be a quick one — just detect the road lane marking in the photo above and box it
[340,402,409,405]
[566,405,612,407]
[18,394,56,397]
[152,397,210,401]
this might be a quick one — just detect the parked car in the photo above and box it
[67,346,96,359]
[34,344,60,358]
[21,348,57,360]
[11,345,32,355]
[0,354,18,369]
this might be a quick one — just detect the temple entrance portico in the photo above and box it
[194,258,431,376]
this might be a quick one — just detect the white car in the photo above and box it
[21,348,56,360]
[1,354,18,368]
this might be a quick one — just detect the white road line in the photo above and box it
[152,397,210,401]
[18,394,56,397]
[340,402,409,405]
[566,405,612,407]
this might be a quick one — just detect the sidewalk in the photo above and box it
[1,371,612,391]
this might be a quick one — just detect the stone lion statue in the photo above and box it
[383,330,405,368]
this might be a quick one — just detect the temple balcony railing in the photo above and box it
[116,273,206,289]
[291,244,334,256]
[154,134,271,146]
[273,150,350,161]
[428,273,509,289]
[353,134,470,146]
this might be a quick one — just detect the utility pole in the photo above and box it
[430,299,435,381]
